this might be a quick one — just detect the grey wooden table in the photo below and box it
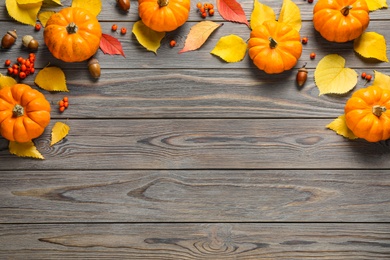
[1,0,390,259]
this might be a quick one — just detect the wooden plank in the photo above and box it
[0,20,389,70]
[1,170,390,223]
[0,223,389,259]
[0,119,389,170]
[20,68,389,120]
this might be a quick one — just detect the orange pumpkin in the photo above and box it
[44,7,102,62]
[345,85,390,142]
[0,84,51,143]
[248,20,302,74]
[138,0,190,32]
[313,0,369,43]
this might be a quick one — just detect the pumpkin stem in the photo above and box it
[372,105,386,117]
[12,104,24,117]
[66,22,78,34]
[269,37,278,49]
[341,5,353,16]
[158,0,169,7]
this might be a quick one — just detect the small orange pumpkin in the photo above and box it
[313,0,370,43]
[44,7,102,62]
[345,85,390,142]
[0,84,51,143]
[138,0,191,32]
[248,20,302,74]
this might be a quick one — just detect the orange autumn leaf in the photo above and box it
[179,21,223,54]
[217,0,249,26]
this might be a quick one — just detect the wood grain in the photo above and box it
[1,170,390,223]
[1,119,390,170]
[1,223,389,259]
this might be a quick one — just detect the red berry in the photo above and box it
[120,27,127,35]
[59,106,65,113]
[208,8,215,16]
[196,2,202,9]
[30,68,35,74]
[64,101,69,108]
[20,64,27,72]
[63,96,68,102]
[310,52,316,59]
[361,72,367,79]
[365,74,372,81]
[169,40,176,47]
[4,59,11,66]
[19,72,27,79]
[7,67,13,74]
[201,11,207,18]
[35,23,41,31]
[301,37,308,44]
[112,24,118,31]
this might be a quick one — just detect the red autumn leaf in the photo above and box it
[217,0,249,26]
[99,33,126,57]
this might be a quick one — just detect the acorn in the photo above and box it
[88,58,101,79]
[1,30,17,49]
[296,63,308,87]
[117,0,130,12]
[22,35,39,51]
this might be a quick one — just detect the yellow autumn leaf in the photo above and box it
[71,0,101,16]
[373,70,390,90]
[38,11,56,27]
[0,74,17,90]
[250,0,275,30]
[6,0,43,26]
[365,0,387,11]
[326,115,358,140]
[354,32,389,62]
[210,34,247,63]
[132,20,166,54]
[35,66,68,92]
[51,122,70,146]
[314,54,358,95]
[9,141,44,159]
[278,0,301,32]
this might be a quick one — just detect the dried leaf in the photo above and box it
[100,33,126,57]
[51,122,70,146]
[0,74,17,90]
[132,21,166,54]
[35,66,68,92]
[326,115,358,140]
[373,70,390,90]
[217,0,249,26]
[38,11,55,27]
[6,0,43,26]
[9,141,44,159]
[314,54,358,95]
[71,0,101,16]
[179,21,223,54]
[279,0,301,32]
[250,0,275,30]
[210,34,247,63]
[365,0,387,11]
[354,32,389,62]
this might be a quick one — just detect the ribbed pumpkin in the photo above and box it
[345,85,390,142]
[248,20,302,74]
[138,0,190,32]
[313,0,370,42]
[0,84,51,143]
[44,7,102,62]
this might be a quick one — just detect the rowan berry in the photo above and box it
[310,52,316,59]
[13,69,19,76]
[29,67,35,74]
[204,3,209,9]
[208,8,215,16]
[19,72,27,79]
[63,96,68,102]
[64,101,69,108]
[59,100,65,107]
[365,74,372,81]
[112,24,118,31]
[35,23,41,31]
[361,72,367,79]
[7,67,13,74]
[201,11,207,18]
[170,40,176,47]
[196,2,202,9]
[120,27,127,35]
[200,6,205,13]
[4,59,11,66]
[12,64,19,69]
[301,36,308,44]
[25,60,31,67]
[17,57,23,63]
[208,3,214,9]
[20,64,27,72]
[59,106,65,113]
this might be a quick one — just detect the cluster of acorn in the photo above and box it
[1,30,39,51]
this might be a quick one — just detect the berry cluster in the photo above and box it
[361,72,372,82]
[58,96,69,113]
[5,53,36,80]
[196,2,215,18]
[111,24,127,35]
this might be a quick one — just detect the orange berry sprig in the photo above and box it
[59,96,69,113]
[196,2,215,18]
[5,53,36,80]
